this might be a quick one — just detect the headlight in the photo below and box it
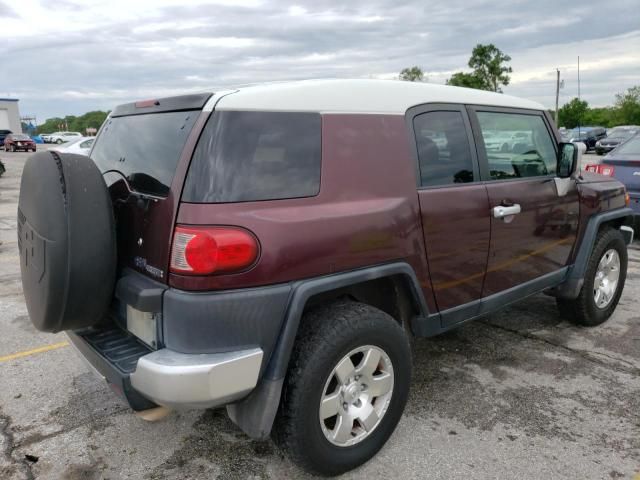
[596,141,601,146]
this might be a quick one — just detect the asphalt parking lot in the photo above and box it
[0,147,638,480]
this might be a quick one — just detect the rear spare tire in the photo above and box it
[18,151,116,332]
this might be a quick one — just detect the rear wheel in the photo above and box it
[557,228,627,326]
[273,300,412,476]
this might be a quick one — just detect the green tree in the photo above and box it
[399,66,425,82]
[558,98,589,129]
[583,107,617,128]
[613,85,640,125]
[446,44,512,92]
[446,72,486,89]
[37,111,109,135]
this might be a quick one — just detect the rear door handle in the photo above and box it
[492,204,521,219]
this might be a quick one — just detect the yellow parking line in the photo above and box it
[0,341,69,363]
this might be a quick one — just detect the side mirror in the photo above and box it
[557,142,578,178]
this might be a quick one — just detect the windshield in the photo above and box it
[92,111,198,196]
[614,136,640,155]
[13,134,31,140]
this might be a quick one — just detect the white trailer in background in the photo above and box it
[0,98,22,134]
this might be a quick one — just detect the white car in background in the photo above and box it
[40,132,61,143]
[48,131,83,144]
[51,136,95,155]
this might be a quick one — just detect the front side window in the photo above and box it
[182,111,321,203]
[477,112,557,180]
[413,111,475,187]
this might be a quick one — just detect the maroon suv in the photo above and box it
[18,80,635,476]
[4,133,36,152]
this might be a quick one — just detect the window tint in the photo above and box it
[92,111,198,197]
[413,111,475,187]
[477,112,557,180]
[182,111,321,203]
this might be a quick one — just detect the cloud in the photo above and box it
[1,0,639,120]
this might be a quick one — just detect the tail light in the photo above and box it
[170,226,259,275]
[585,164,615,176]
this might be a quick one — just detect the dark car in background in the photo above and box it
[0,129,12,145]
[595,126,639,155]
[4,133,37,152]
[568,126,606,151]
[587,134,640,230]
[603,135,640,229]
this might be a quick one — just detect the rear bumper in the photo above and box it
[68,269,288,410]
[130,347,263,409]
[68,327,264,409]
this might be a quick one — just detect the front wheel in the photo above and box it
[557,227,627,326]
[273,300,412,476]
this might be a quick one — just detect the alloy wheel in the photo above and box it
[593,248,620,309]
[319,345,394,447]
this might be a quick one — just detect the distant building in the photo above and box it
[0,98,22,133]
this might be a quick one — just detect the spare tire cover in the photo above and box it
[18,151,116,332]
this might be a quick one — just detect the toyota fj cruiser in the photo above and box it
[18,80,635,476]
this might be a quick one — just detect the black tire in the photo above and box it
[557,228,627,326]
[273,300,412,476]
[18,151,116,332]
[11,144,16,152]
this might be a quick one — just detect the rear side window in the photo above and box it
[92,111,198,197]
[476,112,557,180]
[413,111,475,187]
[616,136,640,155]
[183,111,321,203]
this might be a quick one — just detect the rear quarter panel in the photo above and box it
[173,114,437,311]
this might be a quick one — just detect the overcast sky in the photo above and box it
[1,0,639,122]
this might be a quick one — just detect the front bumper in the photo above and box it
[595,145,616,154]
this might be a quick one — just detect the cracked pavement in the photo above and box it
[0,148,639,479]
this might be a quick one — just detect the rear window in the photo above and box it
[92,111,198,196]
[182,111,321,203]
[615,136,640,155]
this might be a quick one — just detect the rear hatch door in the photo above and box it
[91,94,211,284]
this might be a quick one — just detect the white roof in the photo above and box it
[213,79,544,115]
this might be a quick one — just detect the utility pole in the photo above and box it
[555,68,560,126]
[577,56,581,136]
